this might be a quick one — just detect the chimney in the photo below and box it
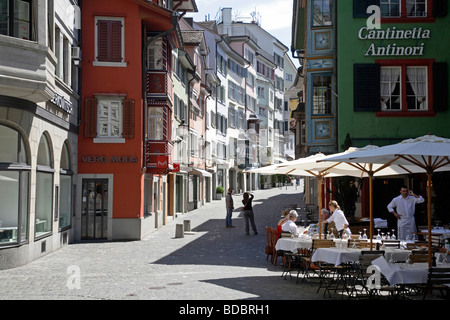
[221,7,232,36]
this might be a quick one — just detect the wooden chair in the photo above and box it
[271,228,284,265]
[296,239,334,284]
[423,267,450,300]
[408,253,429,264]
[265,227,274,262]
[312,239,334,249]
[348,239,372,249]
[381,239,401,249]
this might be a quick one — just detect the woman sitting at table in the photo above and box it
[320,200,350,238]
[276,209,290,238]
[281,210,299,236]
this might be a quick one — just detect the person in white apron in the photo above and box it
[387,185,424,240]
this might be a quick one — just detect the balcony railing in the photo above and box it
[146,70,173,100]
[145,140,174,173]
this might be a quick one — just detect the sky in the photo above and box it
[185,0,299,67]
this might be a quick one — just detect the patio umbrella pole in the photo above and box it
[369,171,374,251]
[318,175,323,239]
[427,172,432,267]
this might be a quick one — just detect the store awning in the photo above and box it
[192,168,212,177]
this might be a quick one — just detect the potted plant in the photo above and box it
[215,185,224,200]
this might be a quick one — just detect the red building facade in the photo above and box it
[78,0,196,240]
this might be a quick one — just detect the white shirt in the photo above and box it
[282,220,298,235]
[387,194,424,225]
[327,209,349,232]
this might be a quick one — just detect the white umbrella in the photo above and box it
[323,134,450,266]
[243,163,288,175]
[276,146,420,242]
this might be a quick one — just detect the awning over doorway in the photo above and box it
[191,168,212,177]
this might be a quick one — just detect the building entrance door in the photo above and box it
[81,179,108,240]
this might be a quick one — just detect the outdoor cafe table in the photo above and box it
[372,256,450,287]
[311,247,412,266]
[275,237,312,252]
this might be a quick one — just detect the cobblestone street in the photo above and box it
[0,184,343,301]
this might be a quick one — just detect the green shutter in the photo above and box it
[354,64,380,112]
[353,0,380,18]
[433,0,448,17]
[433,62,448,112]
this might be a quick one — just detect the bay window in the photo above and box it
[148,107,164,140]
[0,0,33,40]
[312,74,332,115]
[313,0,332,26]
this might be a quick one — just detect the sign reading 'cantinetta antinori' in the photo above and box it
[358,26,431,57]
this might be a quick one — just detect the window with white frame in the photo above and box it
[148,107,164,140]
[380,65,428,111]
[97,98,123,138]
[381,0,427,17]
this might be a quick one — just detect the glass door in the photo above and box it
[81,179,108,239]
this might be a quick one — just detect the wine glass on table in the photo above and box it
[362,228,367,240]
[391,229,396,240]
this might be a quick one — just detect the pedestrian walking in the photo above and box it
[387,185,424,240]
[242,192,258,235]
[225,188,235,228]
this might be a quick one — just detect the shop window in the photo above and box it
[36,133,53,238]
[94,16,125,66]
[0,0,33,40]
[59,142,72,230]
[0,124,29,244]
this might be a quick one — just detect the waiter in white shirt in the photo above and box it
[387,185,424,240]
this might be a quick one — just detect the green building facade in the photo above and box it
[337,0,450,149]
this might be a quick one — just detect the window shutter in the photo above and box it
[433,0,448,17]
[97,20,109,61]
[353,0,380,18]
[354,64,380,111]
[433,62,448,112]
[110,21,122,62]
[122,99,135,139]
[97,20,122,62]
[84,98,98,138]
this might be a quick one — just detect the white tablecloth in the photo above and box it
[371,256,429,286]
[275,238,312,252]
[312,247,361,266]
[311,247,412,267]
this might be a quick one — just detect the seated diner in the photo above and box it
[281,210,299,237]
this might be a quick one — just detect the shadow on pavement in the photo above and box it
[152,192,304,270]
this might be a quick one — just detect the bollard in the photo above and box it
[183,220,191,232]
[175,224,184,238]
